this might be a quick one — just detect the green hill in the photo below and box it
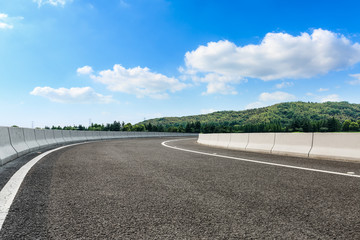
[139,101,360,133]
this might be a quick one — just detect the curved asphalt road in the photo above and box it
[0,138,360,239]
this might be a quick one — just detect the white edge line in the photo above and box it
[162,138,360,179]
[0,142,90,231]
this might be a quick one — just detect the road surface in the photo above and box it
[0,138,359,239]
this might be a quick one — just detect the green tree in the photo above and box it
[349,122,359,131]
[185,122,192,133]
[123,123,133,131]
[194,121,201,133]
[342,120,351,131]
[327,117,341,132]
[133,124,145,131]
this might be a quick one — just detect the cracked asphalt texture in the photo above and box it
[1,137,360,239]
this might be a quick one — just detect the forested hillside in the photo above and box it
[47,101,360,133]
[139,101,360,133]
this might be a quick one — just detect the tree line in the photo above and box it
[47,117,360,133]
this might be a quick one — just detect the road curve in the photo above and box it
[1,138,359,239]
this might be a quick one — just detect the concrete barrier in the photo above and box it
[0,127,196,166]
[309,133,360,161]
[84,131,95,141]
[217,133,231,149]
[53,130,65,144]
[0,127,17,165]
[197,133,219,146]
[8,127,30,157]
[62,130,73,143]
[245,133,276,154]
[78,131,88,141]
[272,133,313,157]
[114,131,128,138]
[93,131,101,140]
[227,133,249,151]
[44,129,57,146]
[98,131,109,140]
[109,132,118,139]
[35,129,49,147]
[197,133,208,145]
[23,128,40,152]
[70,130,82,142]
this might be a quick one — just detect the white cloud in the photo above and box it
[33,0,71,7]
[197,73,242,95]
[200,109,217,114]
[259,91,296,102]
[0,13,13,29]
[348,73,360,85]
[0,22,12,29]
[30,86,115,104]
[320,94,341,103]
[89,64,188,99]
[184,29,360,94]
[318,88,329,92]
[246,91,296,109]
[275,81,294,89]
[245,101,266,110]
[77,65,93,75]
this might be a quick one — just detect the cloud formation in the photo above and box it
[318,88,329,92]
[85,64,188,99]
[30,86,114,104]
[184,29,360,94]
[200,108,217,114]
[275,81,294,89]
[320,94,341,103]
[246,91,296,109]
[77,65,94,75]
[348,73,360,85]
[33,0,70,7]
[196,73,242,95]
[0,13,13,29]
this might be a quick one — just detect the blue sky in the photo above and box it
[1,0,360,128]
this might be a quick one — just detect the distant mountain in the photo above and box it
[139,101,360,127]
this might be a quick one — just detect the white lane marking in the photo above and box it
[162,139,360,178]
[0,142,87,231]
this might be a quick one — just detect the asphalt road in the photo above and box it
[1,138,359,239]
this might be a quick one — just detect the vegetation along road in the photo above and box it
[1,138,359,239]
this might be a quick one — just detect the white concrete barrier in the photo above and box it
[309,133,360,161]
[8,127,30,157]
[44,129,57,146]
[110,132,118,139]
[70,130,82,142]
[62,130,72,143]
[197,133,208,145]
[114,131,127,138]
[23,128,40,152]
[93,131,101,140]
[272,133,313,157]
[78,131,88,141]
[53,130,65,144]
[227,133,249,151]
[197,133,219,146]
[0,127,196,166]
[217,133,231,148]
[0,127,17,165]
[35,129,49,147]
[99,131,109,140]
[84,131,95,141]
[245,133,276,154]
